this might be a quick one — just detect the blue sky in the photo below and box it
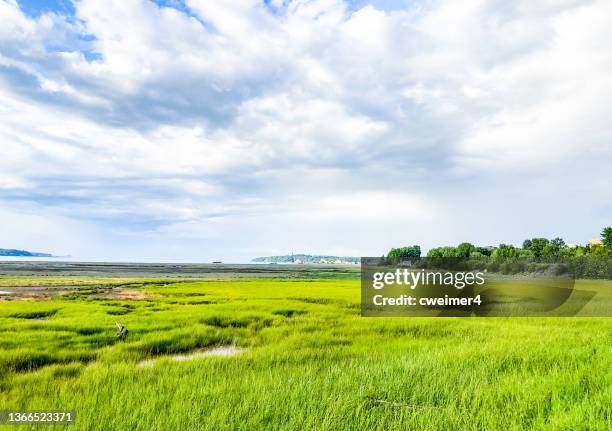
[14,0,75,16]
[0,0,610,262]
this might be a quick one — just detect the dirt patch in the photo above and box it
[0,287,74,301]
[97,290,154,300]
[0,286,157,301]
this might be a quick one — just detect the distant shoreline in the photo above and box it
[252,254,359,264]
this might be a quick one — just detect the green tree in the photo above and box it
[475,247,493,256]
[550,237,566,250]
[602,227,612,253]
[541,239,563,257]
[442,247,458,257]
[426,246,458,258]
[426,247,443,258]
[492,244,519,258]
[456,242,476,258]
[587,244,608,256]
[561,246,585,257]
[517,248,534,257]
[387,246,421,264]
[526,238,549,258]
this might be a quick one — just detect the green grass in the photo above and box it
[0,278,611,430]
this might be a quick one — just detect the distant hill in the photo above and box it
[0,248,53,257]
[252,254,359,264]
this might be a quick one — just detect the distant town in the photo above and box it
[252,254,359,265]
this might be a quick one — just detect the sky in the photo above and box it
[0,0,610,262]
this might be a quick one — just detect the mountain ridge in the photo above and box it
[0,248,53,257]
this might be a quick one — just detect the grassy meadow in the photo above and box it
[0,273,611,430]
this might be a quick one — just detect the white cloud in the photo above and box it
[0,0,610,260]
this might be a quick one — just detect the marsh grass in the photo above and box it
[0,278,610,430]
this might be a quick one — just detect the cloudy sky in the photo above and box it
[0,0,610,262]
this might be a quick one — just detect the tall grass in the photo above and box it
[0,279,610,430]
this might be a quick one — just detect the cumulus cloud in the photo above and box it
[0,0,610,260]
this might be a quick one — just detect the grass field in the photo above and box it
[1,275,611,430]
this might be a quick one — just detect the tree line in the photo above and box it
[386,227,611,262]
[383,227,612,279]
